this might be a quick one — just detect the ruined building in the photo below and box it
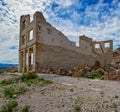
[19,11,113,72]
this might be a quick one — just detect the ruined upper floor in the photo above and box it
[19,11,113,55]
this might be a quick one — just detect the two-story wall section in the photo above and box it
[19,11,113,73]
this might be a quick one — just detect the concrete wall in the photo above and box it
[36,44,93,69]
[37,23,77,51]
[35,43,112,70]
[79,36,93,55]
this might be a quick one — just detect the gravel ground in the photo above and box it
[0,73,120,112]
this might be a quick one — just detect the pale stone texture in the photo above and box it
[19,11,113,72]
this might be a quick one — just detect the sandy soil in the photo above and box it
[0,73,120,112]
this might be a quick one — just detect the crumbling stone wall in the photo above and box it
[19,11,113,72]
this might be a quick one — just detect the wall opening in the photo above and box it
[95,44,100,49]
[26,52,28,66]
[21,51,23,70]
[29,29,33,40]
[31,53,33,65]
[104,43,110,48]
[28,48,33,70]
[30,14,33,22]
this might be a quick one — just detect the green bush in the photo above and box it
[92,68,105,79]
[92,72,104,79]
[0,100,18,112]
[21,71,37,80]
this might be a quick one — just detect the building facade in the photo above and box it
[19,11,113,72]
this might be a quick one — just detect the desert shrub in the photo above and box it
[3,86,27,99]
[21,105,30,112]
[74,96,82,111]
[74,104,81,111]
[0,78,21,86]
[39,78,52,87]
[3,86,16,99]
[92,71,104,79]
[112,102,118,108]
[21,71,37,80]
[0,100,18,112]
[115,95,119,99]
[92,68,105,79]
[16,86,27,94]
[0,79,13,86]
[96,68,105,74]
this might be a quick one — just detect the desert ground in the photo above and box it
[0,72,120,112]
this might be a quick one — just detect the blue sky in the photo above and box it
[0,0,120,64]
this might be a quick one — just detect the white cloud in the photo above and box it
[56,0,73,7]
[0,0,120,63]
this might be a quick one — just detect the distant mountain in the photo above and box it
[0,63,18,69]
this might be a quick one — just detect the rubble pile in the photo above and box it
[57,64,92,77]
[37,66,55,74]
[104,64,120,80]
[57,68,69,76]
[37,64,102,78]
[37,66,69,75]
[37,64,118,81]
[70,64,92,78]
[96,60,120,81]
[104,47,120,80]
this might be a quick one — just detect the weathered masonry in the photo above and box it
[19,11,113,72]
